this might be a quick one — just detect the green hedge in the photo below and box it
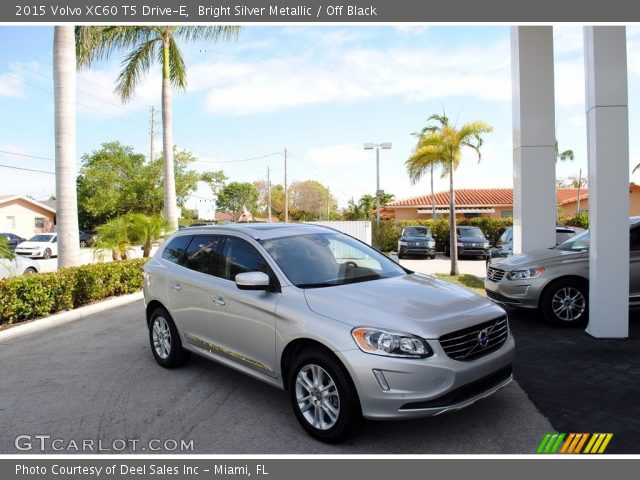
[0,258,146,326]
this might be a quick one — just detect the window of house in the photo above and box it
[6,216,15,229]
[500,210,513,218]
[34,217,44,229]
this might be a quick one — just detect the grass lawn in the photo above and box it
[435,273,486,296]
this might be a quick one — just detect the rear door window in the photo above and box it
[183,235,225,277]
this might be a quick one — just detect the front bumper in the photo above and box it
[399,245,435,257]
[484,274,544,309]
[15,250,44,258]
[336,333,515,420]
[458,246,489,257]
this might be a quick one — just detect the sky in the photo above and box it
[2,25,640,210]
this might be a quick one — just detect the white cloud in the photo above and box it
[0,71,25,98]
[186,39,512,116]
[569,114,586,127]
[553,26,584,55]
[554,59,585,108]
[307,144,368,167]
[393,25,430,35]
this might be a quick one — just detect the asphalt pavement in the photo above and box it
[0,297,551,454]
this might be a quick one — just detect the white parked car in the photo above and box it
[15,233,58,259]
[0,255,40,279]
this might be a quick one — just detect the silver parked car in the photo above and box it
[143,224,514,442]
[485,217,640,326]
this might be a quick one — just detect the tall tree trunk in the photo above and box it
[53,26,80,268]
[162,37,179,231]
[449,162,459,275]
[430,164,435,220]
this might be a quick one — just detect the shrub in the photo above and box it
[372,219,400,252]
[0,258,146,326]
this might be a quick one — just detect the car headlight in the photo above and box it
[427,241,435,248]
[398,241,408,246]
[506,266,545,280]
[456,242,464,247]
[351,327,433,358]
[483,242,490,248]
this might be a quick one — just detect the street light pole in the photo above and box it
[364,142,392,227]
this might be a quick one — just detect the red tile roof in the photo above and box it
[386,184,640,208]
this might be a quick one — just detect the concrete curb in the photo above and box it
[0,291,144,342]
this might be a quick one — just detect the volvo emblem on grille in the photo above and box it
[477,328,490,348]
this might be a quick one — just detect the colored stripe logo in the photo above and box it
[537,433,613,454]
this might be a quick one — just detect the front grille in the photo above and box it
[439,315,509,361]
[486,267,505,282]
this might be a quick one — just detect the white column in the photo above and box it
[511,27,557,255]
[584,27,629,338]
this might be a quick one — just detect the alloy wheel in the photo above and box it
[295,364,341,430]
[551,286,586,322]
[152,316,172,359]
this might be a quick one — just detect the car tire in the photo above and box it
[429,254,436,260]
[43,248,51,260]
[397,252,404,260]
[541,278,589,327]
[23,267,37,275]
[288,346,363,443]
[149,307,190,368]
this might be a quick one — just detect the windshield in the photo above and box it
[555,230,590,251]
[401,226,431,237]
[498,228,512,245]
[458,227,484,237]
[28,235,54,242]
[261,232,405,288]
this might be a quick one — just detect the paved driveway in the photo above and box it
[0,298,551,454]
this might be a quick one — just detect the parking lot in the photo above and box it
[0,296,551,454]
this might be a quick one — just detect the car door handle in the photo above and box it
[170,283,182,291]
[210,295,226,306]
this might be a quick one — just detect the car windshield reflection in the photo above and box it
[261,232,405,288]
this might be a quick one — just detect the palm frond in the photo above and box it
[115,39,158,101]
[76,26,157,69]
[175,26,242,43]
[633,163,640,174]
[168,37,187,90]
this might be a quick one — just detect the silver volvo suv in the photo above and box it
[144,224,514,442]
[485,217,640,326]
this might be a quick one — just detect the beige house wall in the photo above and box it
[0,199,55,239]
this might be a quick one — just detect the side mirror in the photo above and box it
[235,271,271,291]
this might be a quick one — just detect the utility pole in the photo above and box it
[326,185,330,220]
[149,105,157,162]
[284,148,289,223]
[267,166,272,223]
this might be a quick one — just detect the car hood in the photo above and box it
[458,235,487,243]
[303,273,506,339]
[492,248,584,269]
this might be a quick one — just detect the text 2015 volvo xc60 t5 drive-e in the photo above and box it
[143,224,514,442]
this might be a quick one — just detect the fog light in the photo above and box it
[372,369,390,391]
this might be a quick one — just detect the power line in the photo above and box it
[0,164,55,175]
[0,150,54,161]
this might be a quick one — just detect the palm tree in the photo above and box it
[75,26,241,230]
[406,113,492,275]
[555,141,575,162]
[95,216,133,261]
[128,213,169,257]
[358,194,376,220]
[0,237,13,261]
[54,26,81,268]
